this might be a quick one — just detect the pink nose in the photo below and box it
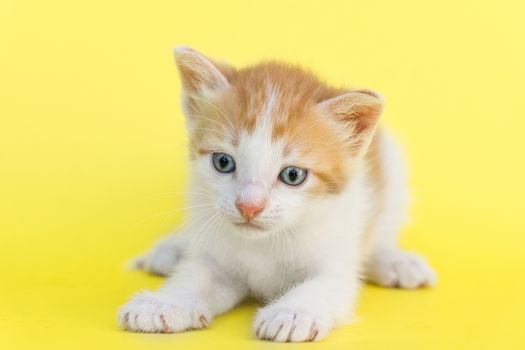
[235,200,266,220]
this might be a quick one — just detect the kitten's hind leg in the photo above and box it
[363,131,436,289]
[364,248,436,289]
[133,232,189,276]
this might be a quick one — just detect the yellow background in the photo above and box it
[1,1,524,349]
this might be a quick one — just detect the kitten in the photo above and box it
[118,47,436,342]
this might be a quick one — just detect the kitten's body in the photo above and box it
[119,48,436,342]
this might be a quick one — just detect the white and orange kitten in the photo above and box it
[118,47,436,342]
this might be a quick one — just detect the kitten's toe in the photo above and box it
[253,307,329,342]
[365,249,437,289]
[118,291,211,333]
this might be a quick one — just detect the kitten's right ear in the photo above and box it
[173,47,231,96]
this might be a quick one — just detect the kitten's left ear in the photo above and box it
[318,90,384,155]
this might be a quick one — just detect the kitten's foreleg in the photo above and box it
[119,257,246,333]
[253,273,359,342]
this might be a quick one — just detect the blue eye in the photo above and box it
[212,153,236,173]
[279,166,307,186]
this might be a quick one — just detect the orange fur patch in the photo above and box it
[179,56,382,195]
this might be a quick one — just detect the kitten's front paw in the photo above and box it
[365,249,437,289]
[118,291,211,333]
[253,306,330,342]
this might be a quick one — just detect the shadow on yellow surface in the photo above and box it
[1,1,524,349]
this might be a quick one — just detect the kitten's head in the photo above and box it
[174,47,383,236]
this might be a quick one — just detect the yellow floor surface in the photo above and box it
[1,1,525,349]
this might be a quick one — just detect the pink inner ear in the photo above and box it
[174,47,231,94]
[349,103,383,134]
[320,91,383,136]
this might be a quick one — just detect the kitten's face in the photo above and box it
[175,47,383,235]
[194,127,314,233]
[193,107,332,234]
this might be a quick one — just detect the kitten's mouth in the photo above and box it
[234,221,266,231]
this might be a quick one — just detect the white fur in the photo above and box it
[120,84,436,342]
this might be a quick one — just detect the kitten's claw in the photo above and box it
[118,291,211,333]
[253,307,329,342]
[365,249,437,289]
